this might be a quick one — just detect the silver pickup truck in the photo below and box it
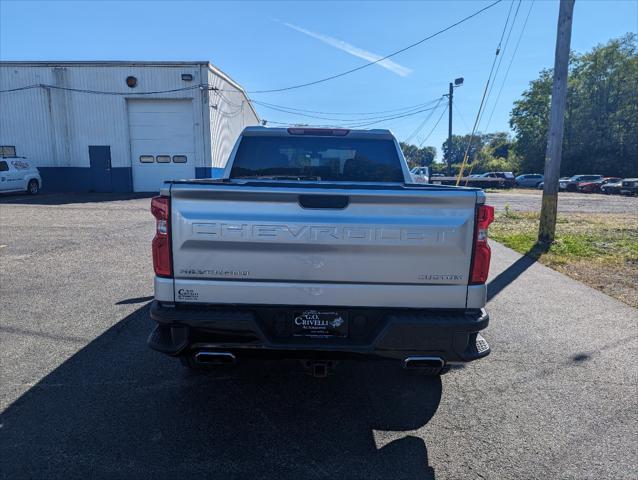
[148,127,494,376]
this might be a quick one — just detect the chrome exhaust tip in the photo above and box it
[194,351,236,366]
[403,356,444,373]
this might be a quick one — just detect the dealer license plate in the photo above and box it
[292,310,348,337]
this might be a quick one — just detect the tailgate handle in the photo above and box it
[298,194,349,209]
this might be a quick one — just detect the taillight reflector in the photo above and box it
[151,196,172,277]
[470,205,495,284]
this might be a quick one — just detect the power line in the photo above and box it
[453,102,471,132]
[403,98,445,144]
[0,83,246,102]
[456,0,518,184]
[1,1,507,136]
[263,103,443,129]
[216,104,245,117]
[0,83,205,95]
[247,0,504,94]
[0,82,445,128]
[477,0,522,132]
[2,2,504,100]
[419,104,448,147]
[345,104,444,128]
[254,97,442,123]
[1,82,252,117]
[1,0,505,124]
[211,88,245,108]
[250,98,442,116]
[497,0,516,51]
[483,0,535,131]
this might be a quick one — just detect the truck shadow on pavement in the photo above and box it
[1,304,442,480]
[488,242,549,301]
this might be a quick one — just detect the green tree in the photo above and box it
[484,132,513,159]
[399,142,437,168]
[439,132,517,175]
[442,134,484,166]
[510,34,638,176]
[472,132,519,174]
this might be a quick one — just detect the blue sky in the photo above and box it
[1,0,636,161]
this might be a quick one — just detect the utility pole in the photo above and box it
[444,78,463,176]
[538,0,575,244]
[447,82,453,176]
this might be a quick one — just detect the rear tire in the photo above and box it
[27,179,39,195]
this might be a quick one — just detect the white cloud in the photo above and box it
[281,21,412,78]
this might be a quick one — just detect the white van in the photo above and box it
[0,151,42,194]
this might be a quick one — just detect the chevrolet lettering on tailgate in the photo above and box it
[192,222,455,244]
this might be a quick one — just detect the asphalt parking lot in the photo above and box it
[1,193,637,479]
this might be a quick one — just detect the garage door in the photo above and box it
[128,99,196,192]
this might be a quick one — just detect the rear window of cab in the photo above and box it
[230,135,404,182]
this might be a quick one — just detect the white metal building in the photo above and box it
[0,61,259,192]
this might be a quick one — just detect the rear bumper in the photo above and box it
[148,301,490,364]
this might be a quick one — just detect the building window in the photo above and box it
[156,155,171,163]
[139,155,154,163]
[172,155,187,163]
[0,146,16,157]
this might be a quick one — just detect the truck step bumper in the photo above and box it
[147,301,490,364]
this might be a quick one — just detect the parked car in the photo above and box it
[537,176,571,190]
[410,166,430,183]
[577,177,622,193]
[560,175,603,192]
[148,126,493,376]
[601,179,624,195]
[620,178,638,196]
[497,171,516,187]
[553,176,570,190]
[0,158,41,194]
[480,171,516,188]
[515,173,544,188]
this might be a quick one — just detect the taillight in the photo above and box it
[469,204,495,284]
[151,196,172,277]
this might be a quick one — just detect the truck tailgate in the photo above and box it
[168,183,480,308]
